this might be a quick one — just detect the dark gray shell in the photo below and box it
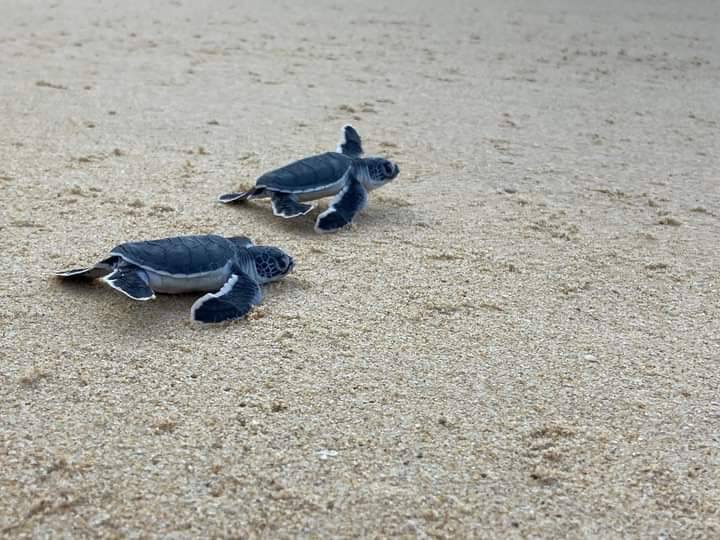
[110,234,236,276]
[257,152,352,193]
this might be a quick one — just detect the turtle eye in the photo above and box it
[383,162,395,176]
[276,255,292,274]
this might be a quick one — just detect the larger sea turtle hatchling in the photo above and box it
[55,234,294,323]
[217,125,400,233]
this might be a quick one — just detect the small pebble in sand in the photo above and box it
[317,449,338,460]
[271,400,287,412]
[657,216,682,226]
[36,80,67,90]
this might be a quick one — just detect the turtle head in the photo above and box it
[361,157,400,190]
[247,246,294,283]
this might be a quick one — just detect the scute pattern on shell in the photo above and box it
[111,234,236,275]
[256,152,353,193]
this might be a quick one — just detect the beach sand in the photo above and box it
[1,0,719,537]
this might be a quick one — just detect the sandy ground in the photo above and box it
[1,0,719,537]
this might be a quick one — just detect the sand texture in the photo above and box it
[2,0,719,537]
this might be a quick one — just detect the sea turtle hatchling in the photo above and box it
[218,125,400,233]
[55,234,293,323]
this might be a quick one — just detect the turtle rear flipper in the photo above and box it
[103,264,155,301]
[315,173,368,233]
[218,187,266,204]
[56,256,118,280]
[271,192,314,218]
[191,270,262,323]
[337,124,363,158]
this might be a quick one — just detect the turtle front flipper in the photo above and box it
[55,256,118,279]
[271,192,314,218]
[315,173,368,233]
[102,264,155,301]
[218,187,266,204]
[336,124,363,158]
[191,270,262,323]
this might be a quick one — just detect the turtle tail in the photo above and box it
[218,187,266,204]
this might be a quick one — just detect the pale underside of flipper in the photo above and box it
[314,173,368,233]
[191,270,262,323]
[336,124,363,158]
[103,264,155,301]
[271,192,315,219]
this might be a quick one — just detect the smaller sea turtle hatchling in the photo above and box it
[55,234,293,323]
[218,125,400,233]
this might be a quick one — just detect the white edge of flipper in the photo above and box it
[190,273,263,324]
[55,268,92,277]
[102,272,156,301]
[314,175,368,234]
[270,196,315,218]
[336,123,353,154]
[335,124,363,157]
